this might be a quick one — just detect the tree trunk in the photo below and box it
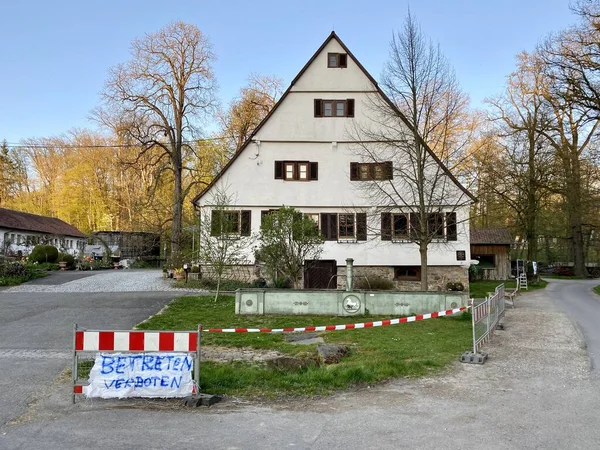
[563,149,586,277]
[526,132,538,262]
[171,143,183,257]
[420,241,428,291]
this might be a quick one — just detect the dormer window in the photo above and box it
[328,53,347,68]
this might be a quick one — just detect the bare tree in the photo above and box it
[486,52,556,261]
[95,21,217,256]
[351,12,473,290]
[381,10,471,169]
[537,42,600,276]
[198,187,250,301]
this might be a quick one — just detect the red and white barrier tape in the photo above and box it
[204,306,470,333]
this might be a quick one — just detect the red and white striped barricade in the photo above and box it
[72,324,201,403]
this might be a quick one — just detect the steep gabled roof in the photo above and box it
[0,208,87,238]
[192,31,476,204]
[470,228,513,245]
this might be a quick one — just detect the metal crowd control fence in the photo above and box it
[471,284,505,353]
[72,324,201,403]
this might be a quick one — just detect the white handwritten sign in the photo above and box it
[84,352,194,398]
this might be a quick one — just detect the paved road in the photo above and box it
[1,278,600,449]
[0,272,188,429]
[541,277,600,375]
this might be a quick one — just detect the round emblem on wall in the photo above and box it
[342,295,361,313]
[450,301,458,309]
[246,299,253,307]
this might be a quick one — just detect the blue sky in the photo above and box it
[0,0,576,144]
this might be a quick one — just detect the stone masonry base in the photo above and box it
[336,265,469,292]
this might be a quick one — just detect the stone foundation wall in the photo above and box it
[337,265,469,292]
[199,265,257,283]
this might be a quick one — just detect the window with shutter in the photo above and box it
[314,99,322,117]
[276,161,318,181]
[446,212,457,241]
[310,162,318,180]
[241,210,251,236]
[338,214,355,239]
[314,99,354,118]
[350,162,359,181]
[211,210,242,237]
[351,162,394,181]
[392,213,409,239]
[381,213,392,241]
[346,99,354,117]
[356,213,367,241]
[327,52,348,68]
[410,213,420,239]
[274,161,283,179]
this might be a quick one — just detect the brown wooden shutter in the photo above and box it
[339,53,347,68]
[381,213,391,241]
[350,162,359,180]
[384,161,393,179]
[329,213,338,240]
[210,210,221,236]
[346,99,354,117]
[410,213,420,239]
[314,99,322,117]
[241,210,251,236]
[274,161,283,179]
[320,213,330,240]
[310,162,318,180]
[356,213,367,241]
[446,212,457,241]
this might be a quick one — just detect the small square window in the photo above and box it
[328,54,338,67]
[336,102,345,117]
[323,101,333,117]
[327,52,348,68]
[394,266,421,281]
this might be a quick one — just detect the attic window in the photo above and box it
[328,53,347,68]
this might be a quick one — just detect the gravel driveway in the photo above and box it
[4,269,203,293]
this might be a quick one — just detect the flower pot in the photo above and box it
[175,274,184,280]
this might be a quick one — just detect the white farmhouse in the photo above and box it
[0,207,87,257]
[193,32,474,290]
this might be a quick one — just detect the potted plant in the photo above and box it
[174,268,185,280]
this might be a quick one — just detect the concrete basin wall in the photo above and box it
[235,289,469,317]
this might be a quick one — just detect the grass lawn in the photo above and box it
[593,286,600,296]
[469,279,547,299]
[137,295,472,397]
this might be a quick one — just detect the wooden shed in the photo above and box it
[470,228,512,280]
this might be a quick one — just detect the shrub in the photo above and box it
[29,245,59,264]
[4,262,30,277]
[58,252,75,267]
[355,275,394,290]
[273,277,293,289]
[191,265,200,273]
[446,281,464,291]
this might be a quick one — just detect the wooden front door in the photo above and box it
[304,260,337,289]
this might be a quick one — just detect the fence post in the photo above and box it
[471,299,477,353]
[486,294,492,345]
[196,324,201,394]
[72,323,78,404]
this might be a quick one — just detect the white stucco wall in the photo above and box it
[195,34,473,268]
[0,228,84,257]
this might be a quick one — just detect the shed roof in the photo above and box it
[470,228,512,245]
[0,208,87,238]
